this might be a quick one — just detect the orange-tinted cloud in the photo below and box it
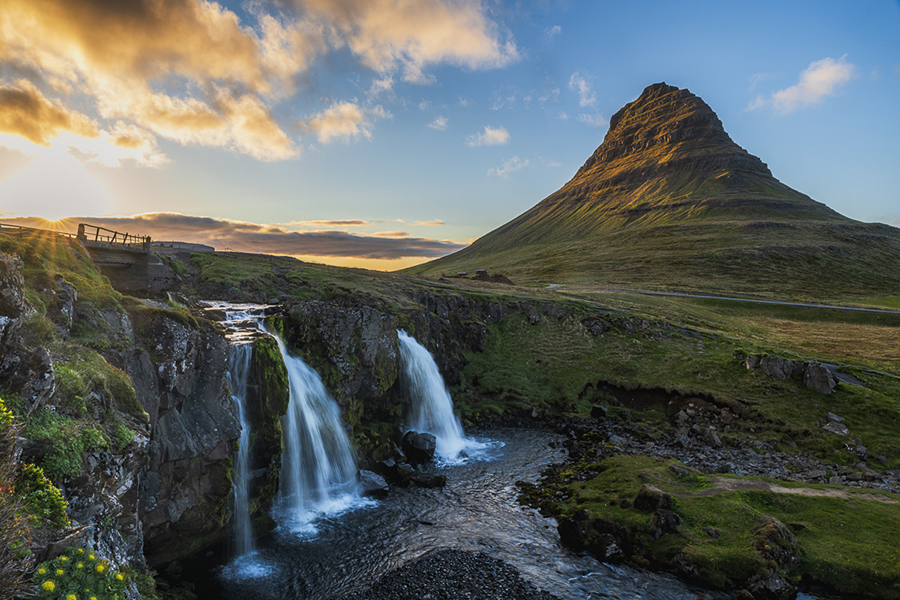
[0,80,98,145]
[0,0,515,161]
[3,213,466,260]
[294,0,518,83]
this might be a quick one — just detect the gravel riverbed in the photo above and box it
[340,549,558,600]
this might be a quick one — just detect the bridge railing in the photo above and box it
[77,224,151,250]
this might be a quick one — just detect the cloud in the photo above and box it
[428,116,449,130]
[538,87,560,108]
[488,156,528,178]
[874,214,900,226]
[0,80,99,145]
[296,219,371,226]
[578,113,608,127]
[543,25,562,41]
[411,220,445,226]
[749,72,781,91]
[3,213,465,260]
[748,55,857,114]
[466,125,509,146]
[0,0,516,161]
[292,0,519,83]
[300,101,389,144]
[569,71,597,108]
[557,111,569,121]
[491,85,517,110]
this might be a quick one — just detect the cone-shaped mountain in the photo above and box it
[409,83,900,299]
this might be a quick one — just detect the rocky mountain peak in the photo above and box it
[576,82,769,180]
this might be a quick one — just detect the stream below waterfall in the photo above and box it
[178,427,819,600]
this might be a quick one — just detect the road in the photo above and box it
[586,288,900,315]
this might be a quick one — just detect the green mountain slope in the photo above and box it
[407,83,900,300]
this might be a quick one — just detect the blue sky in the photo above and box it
[1,0,898,270]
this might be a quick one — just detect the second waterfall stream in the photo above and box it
[398,330,486,462]
[273,335,362,531]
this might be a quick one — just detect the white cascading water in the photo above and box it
[398,330,474,460]
[228,343,255,557]
[273,335,360,529]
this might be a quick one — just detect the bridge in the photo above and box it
[1,222,177,295]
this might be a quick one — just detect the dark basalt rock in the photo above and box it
[402,431,436,465]
[633,484,673,512]
[358,470,390,498]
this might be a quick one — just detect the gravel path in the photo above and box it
[340,549,558,600]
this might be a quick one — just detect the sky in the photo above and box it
[1,0,898,271]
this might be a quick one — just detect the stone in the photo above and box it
[650,509,682,538]
[759,355,805,380]
[633,484,673,512]
[402,431,437,465]
[827,412,845,423]
[407,471,446,489]
[822,421,849,436]
[608,434,628,447]
[358,470,390,498]
[590,404,608,419]
[703,429,722,448]
[804,362,837,394]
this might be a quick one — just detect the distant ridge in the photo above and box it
[408,83,900,300]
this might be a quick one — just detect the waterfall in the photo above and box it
[228,343,254,557]
[398,330,472,460]
[273,335,360,527]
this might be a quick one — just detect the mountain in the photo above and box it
[408,83,900,300]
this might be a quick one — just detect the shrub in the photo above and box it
[33,546,128,600]
[15,464,69,529]
[0,397,31,598]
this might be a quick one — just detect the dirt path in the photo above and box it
[676,477,900,504]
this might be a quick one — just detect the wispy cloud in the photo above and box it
[557,111,569,121]
[748,55,857,114]
[543,25,561,42]
[3,213,465,260]
[428,116,448,130]
[488,156,528,178]
[466,125,509,146]
[568,71,597,108]
[578,113,607,127]
[748,72,781,91]
[411,220,446,226]
[295,219,371,227]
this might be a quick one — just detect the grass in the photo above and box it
[455,303,900,468]
[530,454,900,597]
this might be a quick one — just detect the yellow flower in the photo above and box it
[42,580,56,592]
[56,569,65,576]
[91,596,98,600]
[66,594,77,600]
[37,567,47,575]
[96,563,106,574]
[76,562,84,569]
[77,548,84,554]
[115,573,124,581]
[60,556,68,562]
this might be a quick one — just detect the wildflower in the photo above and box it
[76,562,84,569]
[77,548,84,554]
[37,567,47,575]
[56,569,65,576]
[60,556,68,562]
[96,563,106,574]
[115,573,124,581]
[66,594,77,600]
[42,580,56,592]
[88,554,95,560]
[90,596,98,600]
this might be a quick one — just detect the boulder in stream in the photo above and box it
[402,430,437,465]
